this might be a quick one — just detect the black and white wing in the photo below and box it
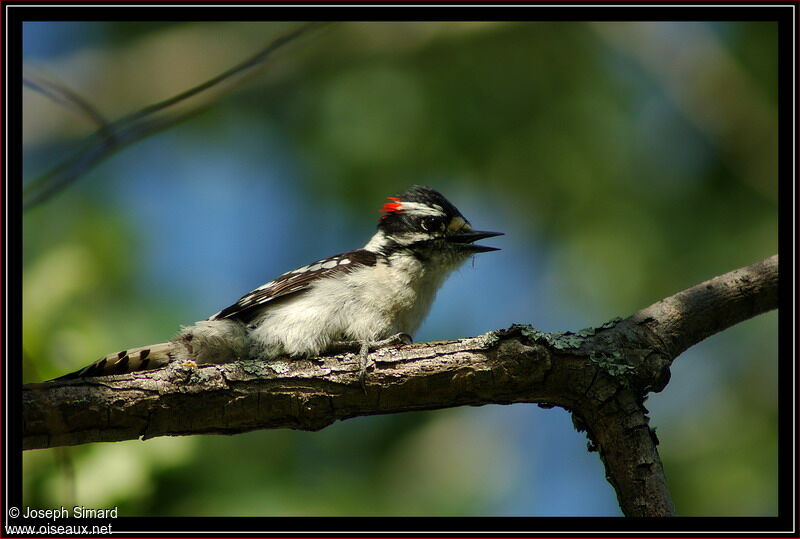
[209,249,377,323]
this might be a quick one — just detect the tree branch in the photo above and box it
[24,70,113,138]
[22,255,779,516]
[629,254,778,360]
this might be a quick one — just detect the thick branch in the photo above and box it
[629,254,778,360]
[22,255,779,517]
[579,390,675,517]
[24,336,564,450]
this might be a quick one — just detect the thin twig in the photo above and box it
[118,22,324,126]
[23,22,329,212]
[23,105,213,211]
[24,71,114,139]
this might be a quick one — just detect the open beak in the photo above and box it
[447,230,504,253]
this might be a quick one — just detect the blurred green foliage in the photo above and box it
[22,20,778,517]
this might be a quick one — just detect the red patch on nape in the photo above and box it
[380,197,404,214]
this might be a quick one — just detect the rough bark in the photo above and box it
[22,254,779,517]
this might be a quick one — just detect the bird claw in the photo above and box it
[358,341,370,394]
[328,334,413,394]
[357,333,412,393]
[359,365,368,394]
[381,332,413,347]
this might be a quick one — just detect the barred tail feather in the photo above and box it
[48,319,251,382]
[50,342,174,381]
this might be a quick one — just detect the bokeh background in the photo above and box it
[22,20,778,517]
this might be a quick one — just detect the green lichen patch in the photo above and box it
[599,317,624,330]
[474,330,501,348]
[510,324,589,351]
[575,327,596,338]
[188,369,214,384]
[515,324,543,341]
[238,359,272,377]
[547,331,586,350]
[589,351,634,384]
[510,320,626,355]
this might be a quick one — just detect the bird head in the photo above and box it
[370,185,503,263]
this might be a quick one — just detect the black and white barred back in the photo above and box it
[211,250,378,323]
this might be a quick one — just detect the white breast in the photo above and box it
[247,252,462,359]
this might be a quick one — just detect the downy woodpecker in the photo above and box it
[53,185,502,386]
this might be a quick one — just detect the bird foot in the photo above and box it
[328,333,413,355]
[373,332,414,348]
[328,333,413,393]
[358,333,413,393]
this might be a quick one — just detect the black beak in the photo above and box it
[447,230,504,253]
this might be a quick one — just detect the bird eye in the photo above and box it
[421,217,442,232]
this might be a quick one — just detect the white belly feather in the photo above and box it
[249,253,459,358]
